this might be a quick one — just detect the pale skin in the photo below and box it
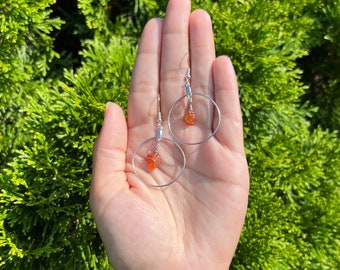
[90,0,249,269]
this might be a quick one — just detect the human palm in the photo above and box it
[90,0,249,269]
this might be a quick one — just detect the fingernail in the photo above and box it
[106,102,113,109]
[105,102,113,117]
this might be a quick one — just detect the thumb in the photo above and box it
[91,102,128,202]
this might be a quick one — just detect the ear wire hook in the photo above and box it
[167,57,222,145]
[156,94,163,142]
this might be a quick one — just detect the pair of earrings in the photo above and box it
[132,67,221,188]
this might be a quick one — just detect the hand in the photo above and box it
[90,0,249,269]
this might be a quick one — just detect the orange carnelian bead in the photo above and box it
[184,109,196,126]
[146,151,160,170]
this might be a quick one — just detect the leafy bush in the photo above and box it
[1,0,339,269]
[298,0,340,131]
[0,0,63,167]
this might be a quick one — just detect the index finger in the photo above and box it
[128,18,163,129]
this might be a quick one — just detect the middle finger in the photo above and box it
[160,0,191,116]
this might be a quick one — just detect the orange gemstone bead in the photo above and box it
[184,109,196,126]
[146,151,160,170]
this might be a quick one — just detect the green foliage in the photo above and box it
[1,34,134,267]
[0,0,339,269]
[0,0,63,168]
[299,0,340,131]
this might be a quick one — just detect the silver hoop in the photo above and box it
[132,137,186,188]
[167,92,221,145]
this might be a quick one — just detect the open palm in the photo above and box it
[90,0,249,269]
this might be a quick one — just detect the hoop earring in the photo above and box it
[132,94,186,188]
[167,65,221,145]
